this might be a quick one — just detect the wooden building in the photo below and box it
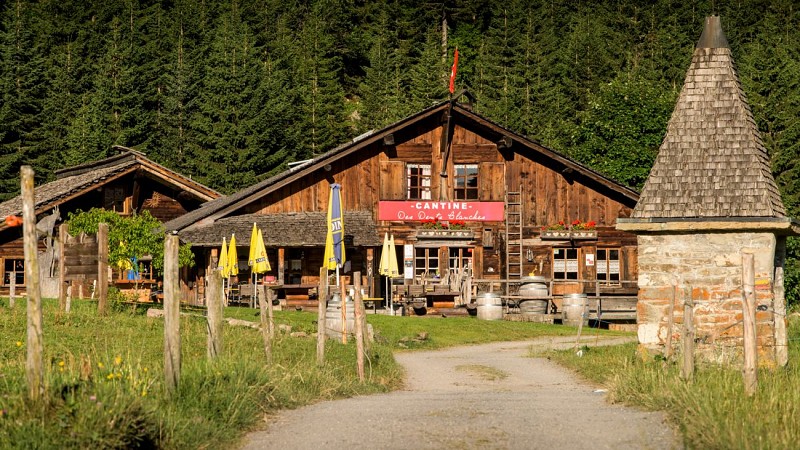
[0,146,219,298]
[167,97,640,316]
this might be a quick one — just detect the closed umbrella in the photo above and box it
[323,183,346,281]
[219,238,229,306]
[248,224,270,307]
[227,234,238,278]
[378,233,401,314]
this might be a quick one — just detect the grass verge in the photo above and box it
[549,317,800,449]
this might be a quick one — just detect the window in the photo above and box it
[597,248,620,285]
[4,258,24,286]
[407,164,432,200]
[414,248,439,278]
[454,164,478,200]
[448,247,472,272]
[553,248,579,280]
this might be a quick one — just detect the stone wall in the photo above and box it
[637,232,784,366]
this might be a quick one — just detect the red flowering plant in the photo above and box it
[571,220,596,230]
[542,220,567,231]
[448,220,468,230]
[421,218,446,229]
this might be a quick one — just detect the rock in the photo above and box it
[147,308,165,318]
[290,331,308,338]
[278,324,292,334]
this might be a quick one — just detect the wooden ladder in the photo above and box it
[505,190,523,281]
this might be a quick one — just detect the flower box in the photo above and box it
[417,229,474,239]
[540,229,597,240]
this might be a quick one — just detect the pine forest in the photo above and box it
[2,0,800,292]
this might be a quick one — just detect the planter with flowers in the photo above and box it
[417,218,473,238]
[540,220,597,240]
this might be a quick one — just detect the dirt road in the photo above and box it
[241,336,679,449]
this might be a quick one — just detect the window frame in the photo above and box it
[407,163,432,200]
[414,247,439,278]
[596,248,621,286]
[552,248,579,280]
[453,164,479,200]
[448,247,473,272]
[3,258,25,286]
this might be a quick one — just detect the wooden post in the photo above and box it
[22,166,44,402]
[258,284,273,363]
[340,275,348,344]
[664,283,676,360]
[366,248,374,298]
[317,267,328,366]
[277,248,285,285]
[164,234,181,395]
[206,266,223,359]
[66,286,72,313]
[354,271,365,381]
[267,286,275,337]
[681,285,694,381]
[97,223,109,315]
[774,266,788,367]
[58,223,67,311]
[742,252,758,396]
[574,299,586,350]
[9,275,15,309]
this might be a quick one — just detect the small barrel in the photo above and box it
[325,293,356,338]
[519,276,549,299]
[561,293,589,327]
[476,292,503,320]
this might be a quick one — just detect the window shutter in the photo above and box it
[380,161,406,200]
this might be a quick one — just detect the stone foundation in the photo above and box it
[637,232,785,366]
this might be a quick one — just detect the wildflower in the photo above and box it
[0,409,6,418]
[106,373,114,380]
[97,362,104,369]
[89,395,96,402]
[143,367,148,373]
[141,389,147,397]
[114,356,122,366]
[15,341,22,347]
[58,361,65,367]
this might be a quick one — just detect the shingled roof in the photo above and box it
[165,97,639,235]
[631,16,786,220]
[0,148,219,221]
[179,211,381,247]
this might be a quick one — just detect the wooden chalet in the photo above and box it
[166,97,640,317]
[0,146,219,298]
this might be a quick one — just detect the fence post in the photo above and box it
[9,274,15,309]
[664,283,676,361]
[681,285,694,381]
[259,284,272,363]
[164,234,181,395]
[773,266,788,367]
[21,166,43,402]
[317,267,327,366]
[354,271,365,381]
[207,265,223,359]
[58,223,67,311]
[742,252,758,396]
[267,286,275,339]
[97,223,109,315]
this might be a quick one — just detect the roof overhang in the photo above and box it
[617,217,800,235]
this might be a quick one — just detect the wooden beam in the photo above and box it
[22,166,43,402]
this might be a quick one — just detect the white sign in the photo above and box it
[585,253,595,267]
[404,244,414,279]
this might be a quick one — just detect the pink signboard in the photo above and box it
[378,201,505,222]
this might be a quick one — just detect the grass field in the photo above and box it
[550,316,800,449]
[0,299,620,448]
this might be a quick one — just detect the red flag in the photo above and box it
[449,47,459,94]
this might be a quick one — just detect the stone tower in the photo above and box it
[617,16,796,366]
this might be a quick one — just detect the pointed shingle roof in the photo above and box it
[631,16,785,219]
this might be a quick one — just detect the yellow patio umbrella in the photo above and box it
[219,237,229,278]
[227,234,238,277]
[252,228,270,274]
[378,233,401,314]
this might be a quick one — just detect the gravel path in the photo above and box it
[241,336,680,450]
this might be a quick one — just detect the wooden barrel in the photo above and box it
[519,276,549,299]
[561,293,588,327]
[476,292,503,320]
[325,293,355,338]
